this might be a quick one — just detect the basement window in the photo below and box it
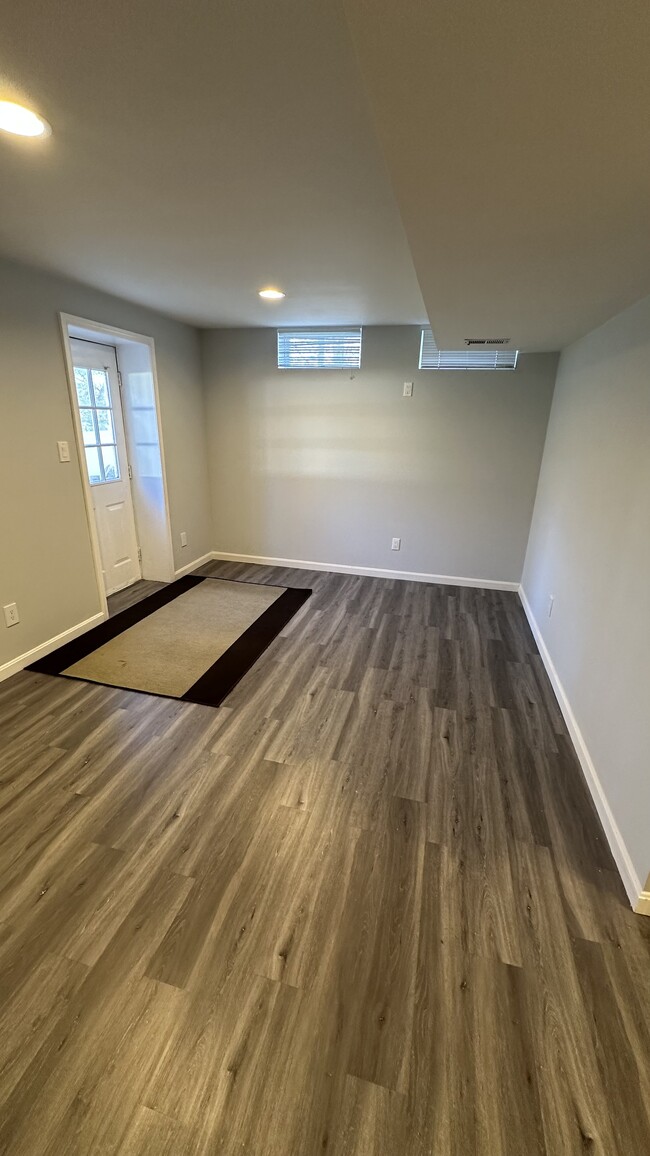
[419,328,518,370]
[277,328,362,369]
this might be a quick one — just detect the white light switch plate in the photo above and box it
[57,440,71,462]
[403,381,413,397]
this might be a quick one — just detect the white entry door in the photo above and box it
[70,339,141,596]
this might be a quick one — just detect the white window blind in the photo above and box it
[419,328,518,370]
[277,328,362,369]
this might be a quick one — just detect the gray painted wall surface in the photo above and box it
[522,294,650,892]
[0,257,212,669]
[202,326,557,582]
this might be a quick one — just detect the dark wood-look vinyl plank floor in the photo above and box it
[0,564,648,1155]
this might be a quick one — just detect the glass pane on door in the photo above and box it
[97,408,116,445]
[80,408,96,445]
[101,445,119,481]
[75,368,92,406]
[91,369,110,408]
[85,445,102,484]
[74,362,121,485]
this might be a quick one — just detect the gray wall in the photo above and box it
[522,294,650,896]
[0,257,212,671]
[201,326,557,583]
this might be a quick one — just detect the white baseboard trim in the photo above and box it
[174,551,215,579]
[0,611,106,684]
[635,890,650,917]
[518,585,642,910]
[210,551,519,591]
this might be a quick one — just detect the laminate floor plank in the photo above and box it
[107,580,167,616]
[411,858,548,1156]
[276,753,339,813]
[0,680,98,749]
[0,842,124,1010]
[0,869,192,1156]
[119,1105,193,1156]
[392,692,453,824]
[0,953,89,1104]
[511,840,620,1155]
[40,977,183,1156]
[491,705,552,848]
[0,564,647,1155]
[0,789,98,925]
[148,971,305,1155]
[252,786,364,991]
[467,957,547,1156]
[572,937,650,1153]
[265,683,355,765]
[344,797,427,1094]
[144,761,291,990]
[331,1076,408,1156]
[0,744,69,814]
[332,695,404,830]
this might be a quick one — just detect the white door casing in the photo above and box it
[70,339,141,596]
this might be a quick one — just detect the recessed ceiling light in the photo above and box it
[0,100,51,138]
[258,287,285,300]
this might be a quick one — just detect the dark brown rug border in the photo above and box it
[28,576,311,708]
[182,586,311,707]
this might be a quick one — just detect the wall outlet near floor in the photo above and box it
[548,594,554,618]
[180,531,188,548]
[403,381,413,397]
[391,537,401,551]
[3,603,20,627]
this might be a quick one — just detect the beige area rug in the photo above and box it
[29,575,312,707]
[65,579,284,696]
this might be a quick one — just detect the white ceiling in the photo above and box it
[0,0,426,329]
[342,0,650,350]
[1,0,649,348]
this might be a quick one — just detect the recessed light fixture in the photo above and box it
[0,100,51,138]
[258,287,285,300]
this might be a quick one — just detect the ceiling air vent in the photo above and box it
[419,329,518,370]
[464,337,511,346]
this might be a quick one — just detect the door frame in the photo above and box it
[59,313,175,619]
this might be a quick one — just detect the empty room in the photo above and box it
[0,0,648,1153]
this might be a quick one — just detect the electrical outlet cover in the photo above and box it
[3,603,19,627]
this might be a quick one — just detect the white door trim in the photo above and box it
[58,313,175,617]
